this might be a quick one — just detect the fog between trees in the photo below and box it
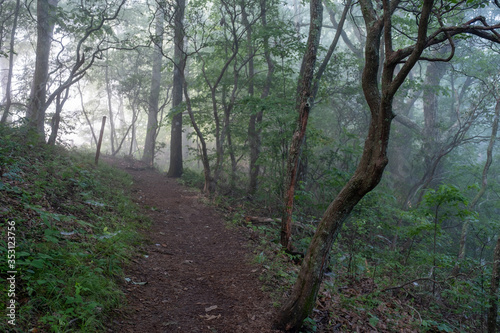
[1,0,500,331]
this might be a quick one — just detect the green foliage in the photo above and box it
[421,184,470,217]
[0,125,146,332]
[301,317,317,332]
[180,168,205,189]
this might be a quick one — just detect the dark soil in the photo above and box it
[105,157,280,333]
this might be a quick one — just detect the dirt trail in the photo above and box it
[105,157,279,333]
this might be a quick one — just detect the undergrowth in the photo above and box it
[0,125,147,332]
[211,183,492,332]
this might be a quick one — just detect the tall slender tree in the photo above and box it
[0,0,20,124]
[281,0,351,251]
[280,0,322,251]
[143,10,164,165]
[247,0,275,195]
[167,0,186,177]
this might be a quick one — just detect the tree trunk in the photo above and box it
[312,0,352,98]
[105,56,116,154]
[455,97,499,274]
[1,0,20,124]
[47,88,69,145]
[143,12,164,165]
[202,4,240,187]
[112,110,139,157]
[129,105,137,156]
[242,0,256,192]
[26,0,58,138]
[276,101,394,331]
[280,0,323,251]
[167,0,186,177]
[248,0,275,196]
[487,232,500,333]
[419,59,447,192]
[222,83,238,187]
[275,0,437,329]
[184,81,215,194]
[280,0,351,250]
[77,84,98,147]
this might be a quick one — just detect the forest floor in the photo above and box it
[104,156,280,333]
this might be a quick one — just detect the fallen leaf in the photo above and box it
[205,305,218,312]
[199,314,221,321]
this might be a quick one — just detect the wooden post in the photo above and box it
[95,116,106,165]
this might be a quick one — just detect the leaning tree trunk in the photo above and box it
[280,0,351,251]
[26,0,58,138]
[143,11,163,165]
[275,0,436,330]
[275,93,394,333]
[77,84,98,147]
[167,0,186,177]
[47,87,69,145]
[280,0,322,252]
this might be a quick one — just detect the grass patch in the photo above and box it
[0,125,147,332]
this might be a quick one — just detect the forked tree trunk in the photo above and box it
[275,98,394,333]
[275,0,436,329]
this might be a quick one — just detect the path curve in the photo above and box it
[106,157,279,333]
